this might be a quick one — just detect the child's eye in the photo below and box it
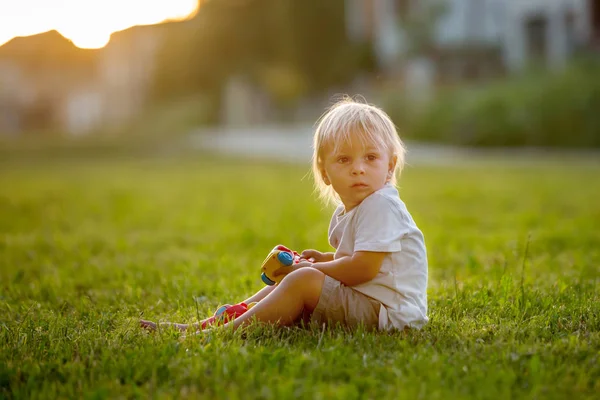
[337,157,349,164]
[366,154,377,161]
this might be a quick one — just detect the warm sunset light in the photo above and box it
[0,0,200,49]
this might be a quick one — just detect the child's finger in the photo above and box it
[295,261,313,268]
[301,250,317,259]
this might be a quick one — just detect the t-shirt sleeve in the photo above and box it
[353,194,407,253]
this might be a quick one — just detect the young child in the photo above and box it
[140,98,428,333]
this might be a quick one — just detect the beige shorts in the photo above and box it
[311,275,381,330]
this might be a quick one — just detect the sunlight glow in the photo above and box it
[0,0,199,49]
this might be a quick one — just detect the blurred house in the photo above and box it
[0,30,99,135]
[346,0,596,82]
[0,24,168,136]
[503,0,594,71]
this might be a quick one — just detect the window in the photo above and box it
[525,15,548,62]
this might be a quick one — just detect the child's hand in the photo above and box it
[300,249,325,263]
[273,260,313,278]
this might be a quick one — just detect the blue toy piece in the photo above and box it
[214,305,231,318]
[261,272,276,286]
[277,251,294,266]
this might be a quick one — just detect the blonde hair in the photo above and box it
[311,97,406,206]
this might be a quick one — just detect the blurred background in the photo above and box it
[1,0,599,158]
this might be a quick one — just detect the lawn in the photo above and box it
[1,152,599,399]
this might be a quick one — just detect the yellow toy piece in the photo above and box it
[260,245,298,286]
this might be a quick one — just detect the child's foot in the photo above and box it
[139,319,190,332]
[139,319,157,331]
[139,302,250,333]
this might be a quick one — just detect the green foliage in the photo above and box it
[384,59,600,147]
[0,151,599,398]
[151,0,364,109]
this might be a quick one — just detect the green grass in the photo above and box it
[1,153,599,399]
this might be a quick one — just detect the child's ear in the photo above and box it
[387,155,398,178]
[320,167,331,185]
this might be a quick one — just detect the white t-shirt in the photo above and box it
[327,183,428,330]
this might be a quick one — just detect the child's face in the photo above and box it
[320,133,397,211]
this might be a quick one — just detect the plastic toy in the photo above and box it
[260,244,302,286]
[200,301,257,329]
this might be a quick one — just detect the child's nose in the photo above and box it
[351,161,365,174]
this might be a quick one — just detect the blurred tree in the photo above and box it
[285,0,356,90]
[151,0,364,119]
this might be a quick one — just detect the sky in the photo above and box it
[0,0,200,49]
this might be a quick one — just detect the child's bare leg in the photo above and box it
[243,284,276,304]
[140,320,198,332]
[219,267,325,331]
[141,276,288,332]
[140,286,276,332]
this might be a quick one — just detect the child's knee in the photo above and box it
[284,267,324,287]
[283,267,325,308]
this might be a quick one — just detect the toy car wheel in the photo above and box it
[261,272,276,286]
[277,251,294,266]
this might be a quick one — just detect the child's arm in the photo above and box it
[312,251,386,287]
[300,249,335,263]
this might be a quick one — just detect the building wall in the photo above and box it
[98,28,162,128]
[0,62,24,134]
[62,88,104,135]
[435,0,506,45]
